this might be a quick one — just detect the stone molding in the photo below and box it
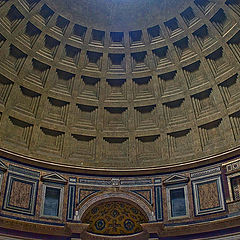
[74,191,155,222]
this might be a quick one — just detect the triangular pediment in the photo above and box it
[0,160,7,171]
[41,172,67,184]
[163,174,189,185]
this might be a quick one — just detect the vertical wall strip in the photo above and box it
[154,185,162,221]
[67,184,76,221]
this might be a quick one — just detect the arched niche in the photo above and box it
[74,191,155,236]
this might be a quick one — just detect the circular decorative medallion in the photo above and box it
[95,219,105,230]
[124,219,135,231]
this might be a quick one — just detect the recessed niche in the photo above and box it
[181,7,199,27]
[35,4,54,25]
[16,21,41,48]
[193,25,216,50]
[227,30,240,62]
[183,60,208,89]
[0,33,6,48]
[132,76,154,100]
[13,86,41,117]
[205,47,232,78]
[226,0,240,17]
[105,79,127,101]
[191,88,218,119]
[210,8,233,36]
[167,129,193,157]
[104,107,128,129]
[84,51,102,71]
[134,105,157,129]
[158,71,182,96]
[194,0,215,14]
[173,37,196,62]
[110,32,124,47]
[198,119,223,150]
[218,74,240,107]
[70,24,87,42]
[78,75,100,100]
[60,44,81,67]
[136,135,161,164]
[5,116,33,149]
[18,0,40,12]
[102,137,129,165]
[129,30,144,46]
[70,134,96,162]
[74,104,97,129]
[108,54,125,73]
[0,44,27,75]
[43,97,69,125]
[163,99,187,125]
[229,110,240,140]
[152,46,172,69]
[51,69,75,96]
[51,15,70,35]
[0,73,13,106]
[90,29,105,46]
[164,18,183,37]
[38,127,64,156]
[37,35,60,60]
[131,51,149,72]
[24,58,50,88]
[147,25,163,43]
[0,5,24,33]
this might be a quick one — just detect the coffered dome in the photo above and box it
[0,0,239,172]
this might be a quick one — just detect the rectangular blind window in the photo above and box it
[170,188,186,217]
[231,176,240,201]
[43,187,60,216]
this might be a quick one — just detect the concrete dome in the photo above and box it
[0,0,239,173]
[0,1,240,240]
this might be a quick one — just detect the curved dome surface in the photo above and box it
[46,0,194,30]
[0,0,239,171]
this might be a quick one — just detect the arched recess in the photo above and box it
[74,191,155,222]
[74,191,155,236]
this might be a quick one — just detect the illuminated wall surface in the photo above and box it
[0,0,239,239]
